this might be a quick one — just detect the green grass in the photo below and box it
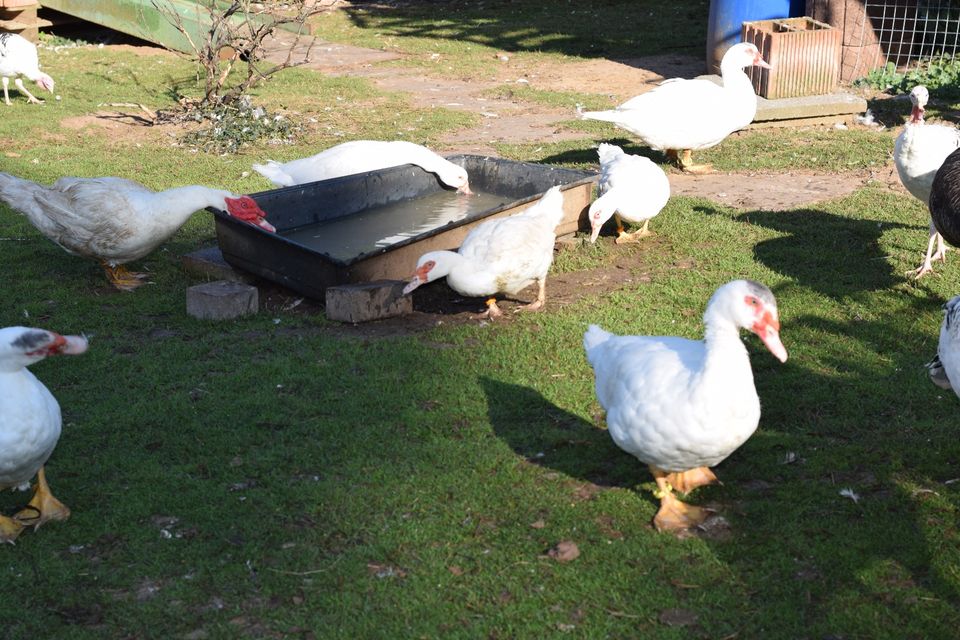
[2,11,960,640]
[310,0,709,80]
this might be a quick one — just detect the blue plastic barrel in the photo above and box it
[706,0,800,73]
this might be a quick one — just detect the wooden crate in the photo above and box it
[742,17,842,99]
[0,0,39,42]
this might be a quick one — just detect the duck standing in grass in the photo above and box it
[0,173,275,290]
[402,186,564,318]
[579,42,770,173]
[588,143,670,243]
[0,326,88,544]
[583,280,787,532]
[253,140,472,193]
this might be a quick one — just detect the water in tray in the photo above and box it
[281,189,509,261]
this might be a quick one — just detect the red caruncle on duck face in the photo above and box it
[744,294,787,363]
[225,196,276,233]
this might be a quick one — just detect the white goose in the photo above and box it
[588,143,670,243]
[583,280,787,532]
[402,186,564,318]
[893,85,960,278]
[0,326,87,544]
[579,42,770,173]
[0,33,54,106]
[253,140,472,193]
[0,173,275,290]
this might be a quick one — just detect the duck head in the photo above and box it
[224,195,276,232]
[0,326,88,372]
[709,280,787,362]
[438,163,472,195]
[723,42,772,71]
[402,251,456,294]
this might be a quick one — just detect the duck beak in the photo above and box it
[402,276,423,295]
[458,182,473,195]
[753,315,787,363]
[753,52,772,69]
[256,218,277,233]
[589,223,602,243]
[28,333,88,357]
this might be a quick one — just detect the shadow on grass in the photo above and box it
[695,205,917,299]
[482,345,960,634]
[341,0,708,60]
[537,138,669,168]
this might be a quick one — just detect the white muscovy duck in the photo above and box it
[0,326,88,544]
[402,185,564,318]
[0,173,276,290]
[252,140,472,193]
[588,143,670,243]
[0,33,54,106]
[929,295,960,394]
[893,85,960,278]
[583,279,787,532]
[579,42,771,173]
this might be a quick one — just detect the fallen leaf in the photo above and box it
[4,152,20,158]
[530,519,546,529]
[366,563,407,579]
[547,540,580,562]
[448,565,464,576]
[669,579,701,589]
[658,608,698,627]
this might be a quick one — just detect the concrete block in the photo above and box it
[696,75,867,123]
[325,280,412,323]
[187,280,258,320]
[181,246,252,283]
[755,91,867,122]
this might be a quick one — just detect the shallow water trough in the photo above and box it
[213,155,597,301]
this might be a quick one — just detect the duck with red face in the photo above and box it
[0,173,275,290]
[0,326,88,544]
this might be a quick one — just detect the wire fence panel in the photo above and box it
[862,0,960,69]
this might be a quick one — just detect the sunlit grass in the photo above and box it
[1,10,959,640]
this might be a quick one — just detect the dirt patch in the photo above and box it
[253,241,666,338]
[669,167,900,212]
[59,111,169,144]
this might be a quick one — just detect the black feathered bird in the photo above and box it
[930,147,960,248]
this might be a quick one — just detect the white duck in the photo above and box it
[0,173,276,290]
[0,326,88,544]
[588,143,670,243]
[0,33,54,105]
[579,42,771,173]
[402,185,564,318]
[583,280,787,532]
[252,140,472,193]
[930,295,960,396]
[893,85,960,278]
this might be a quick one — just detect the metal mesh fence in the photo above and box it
[862,0,960,68]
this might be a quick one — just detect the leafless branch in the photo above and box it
[150,0,325,108]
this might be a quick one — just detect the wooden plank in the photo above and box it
[38,0,308,52]
[39,0,204,51]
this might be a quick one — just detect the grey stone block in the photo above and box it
[325,280,412,323]
[186,280,259,320]
[181,246,251,283]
